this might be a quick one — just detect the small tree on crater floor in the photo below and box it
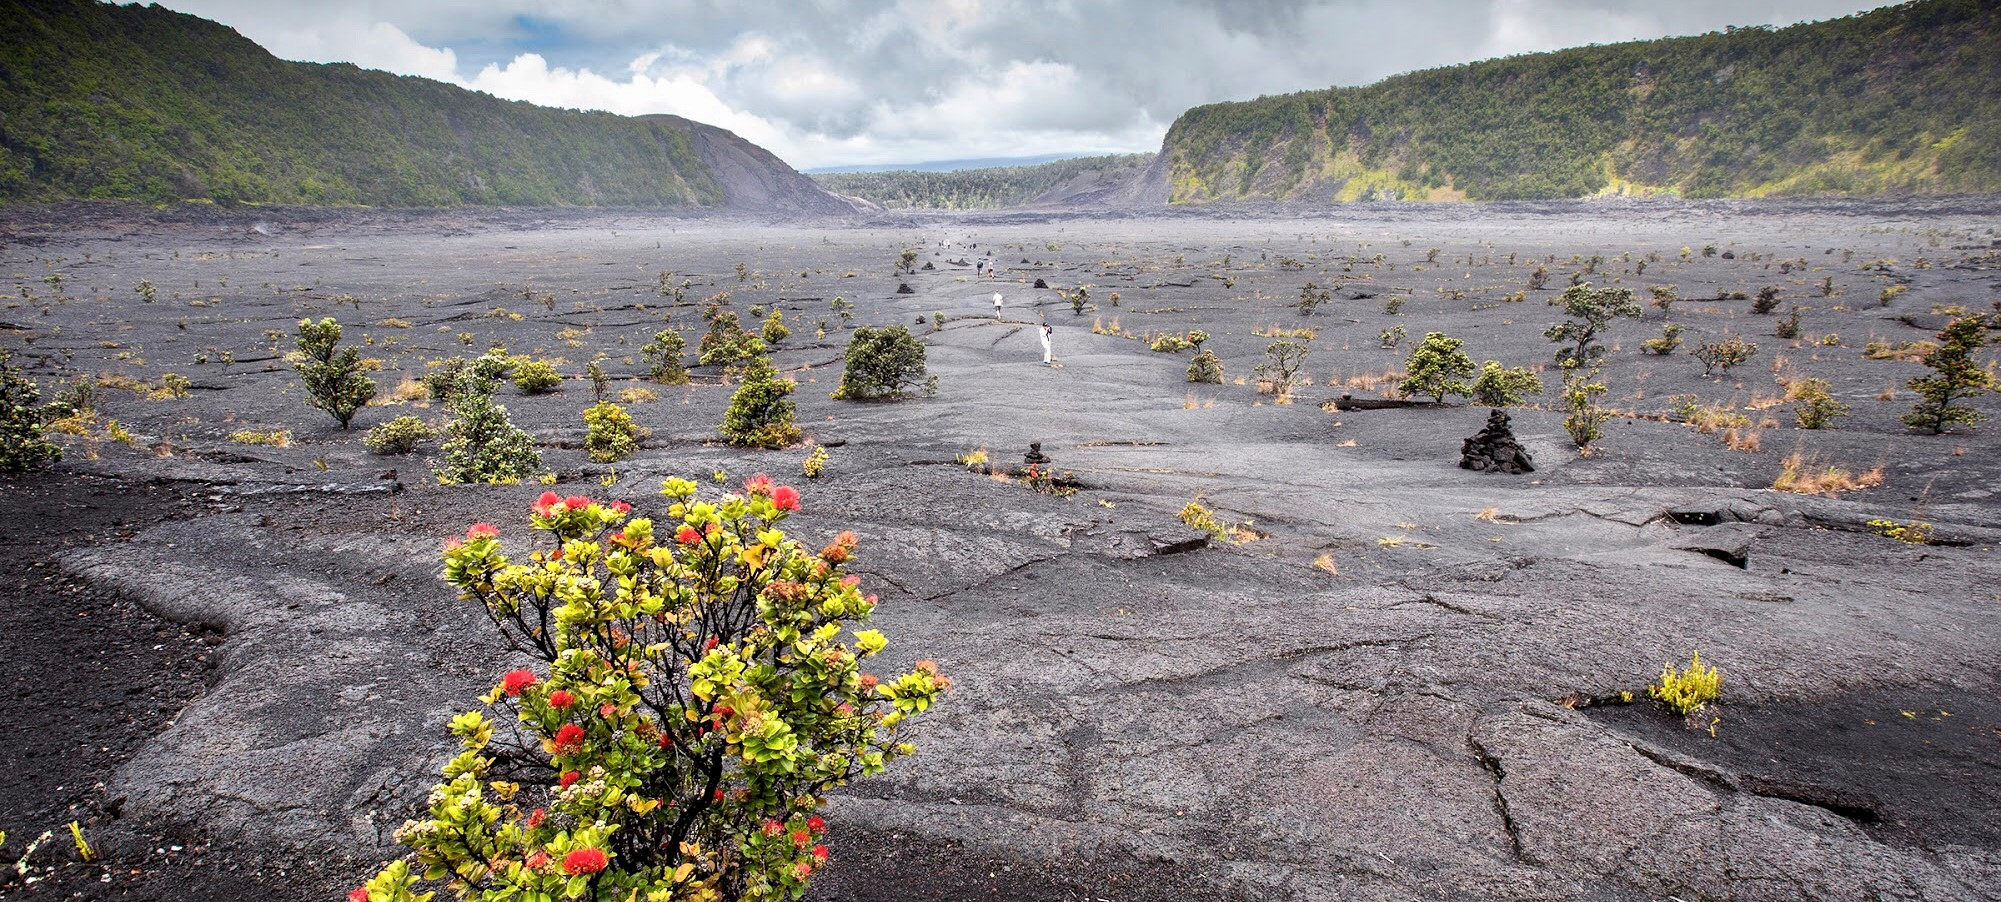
[831,325,934,401]
[435,366,541,484]
[1399,331,1475,404]
[0,351,60,472]
[355,481,946,902]
[1903,315,1997,434]
[722,355,802,448]
[1469,360,1543,408]
[1545,283,1640,370]
[1252,338,1310,402]
[292,316,376,428]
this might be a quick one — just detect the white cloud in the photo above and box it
[152,0,1891,170]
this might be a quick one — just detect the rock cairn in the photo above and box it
[1460,410,1535,474]
[1023,442,1051,469]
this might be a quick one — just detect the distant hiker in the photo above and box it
[992,291,1004,319]
[983,254,996,277]
[1039,323,1053,365]
[975,258,984,276]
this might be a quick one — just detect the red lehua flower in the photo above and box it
[599,703,617,718]
[527,808,546,828]
[812,844,829,862]
[841,575,862,588]
[657,732,674,749]
[791,861,813,880]
[559,770,581,788]
[564,495,592,511]
[467,523,499,540]
[348,887,368,902]
[444,537,463,552]
[501,669,538,696]
[703,637,719,652]
[553,723,586,752]
[675,525,701,545]
[533,491,562,517]
[548,690,577,709]
[771,485,801,511]
[762,819,784,837]
[525,851,550,869]
[914,660,939,675]
[609,500,631,514]
[562,848,608,876]
[819,543,849,564]
[858,673,879,689]
[791,828,812,848]
[743,473,773,496]
[712,788,725,801]
[807,815,826,832]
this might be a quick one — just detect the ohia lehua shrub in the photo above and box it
[356,477,947,902]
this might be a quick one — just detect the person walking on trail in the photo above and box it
[1039,322,1054,365]
[975,258,985,276]
[992,291,1004,320]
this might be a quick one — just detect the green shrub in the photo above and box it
[421,357,470,402]
[1378,324,1407,349]
[357,481,945,902]
[1903,315,1997,433]
[435,368,541,484]
[1178,500,1227,542]
[582,401,646,462]
[364,415,432,455]
[1149,334,1191,353]
[641,327,690,384]
[1642,323,1684,355]
[1789,378,1850,429]
[512,358,563,394]
[292,317,376,428]
[700,312,765,367]
[1469,361,1543,407]
[1562,372,1608,449]
[1546,283,1641,370]
[802,444,828,478]
[761,309,791,345]
[1398,332,1475,403]
[1252,339,1310,402]
[1649,650,1722,715]
[0,352,61,472]
[1186,349,1224,384]
[1648,284,1677,314]
[1775,306,1805,339]
[722,355,802,448]
[1694,337,1758,376]
[831,326,934,401]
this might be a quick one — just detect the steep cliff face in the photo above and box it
[659,116,857,216]
[0,0,851,214]
[1146,0,2001,204]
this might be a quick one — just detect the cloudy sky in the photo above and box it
[156,0,1885,170]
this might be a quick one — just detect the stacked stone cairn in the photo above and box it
[1460,409,1535,474]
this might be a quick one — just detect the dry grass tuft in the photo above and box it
[1312,552,1340,576]
[1772,451,1884,496]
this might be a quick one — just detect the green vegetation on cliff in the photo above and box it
[0,0,724,206]
[813,154,1153,209]
[1160,0,2001,202]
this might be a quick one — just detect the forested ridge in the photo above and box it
[812,154,1154,209]
[1159,0,2001,203]
[0,0,730,207]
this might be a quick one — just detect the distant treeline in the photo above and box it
[813,154,1154,209]
[0,0,724,206]
[1160,0,2001,202]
